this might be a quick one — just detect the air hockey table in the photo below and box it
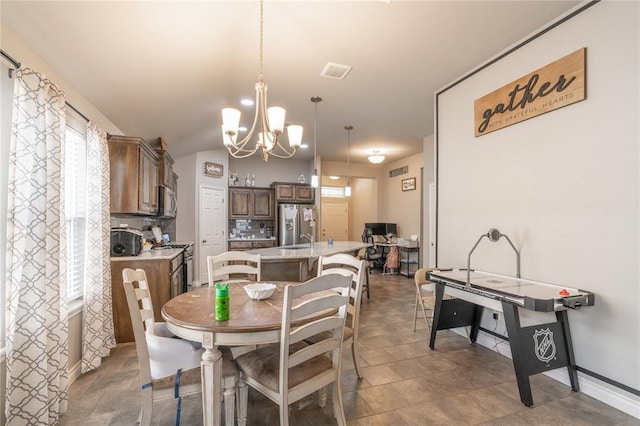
[426,269,595,407]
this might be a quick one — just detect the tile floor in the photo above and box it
[60,272,638,425]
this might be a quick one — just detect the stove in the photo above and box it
[163,242,194,292]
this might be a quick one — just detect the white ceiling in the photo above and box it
[1,1,580,164]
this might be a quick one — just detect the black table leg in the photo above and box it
[469,304,484,343]
[556,310,579,392]
[502,301,534,407]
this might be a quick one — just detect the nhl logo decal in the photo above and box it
[533,328,556,363]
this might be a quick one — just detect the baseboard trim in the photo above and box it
[449,328,640,419]
[68,360,82,385]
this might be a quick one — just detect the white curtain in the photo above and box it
[5,68,69,424]
[81,122,115,373]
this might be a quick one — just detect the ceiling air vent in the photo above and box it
[320,62,352,80]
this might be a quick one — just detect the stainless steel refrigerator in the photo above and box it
[278,204,316,246]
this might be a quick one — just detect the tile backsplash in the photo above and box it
[110,216,176,242]
[229,219,275,240]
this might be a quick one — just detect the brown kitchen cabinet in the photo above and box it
[271,182,315,203]
[228,240,276,251]
[229,187,275,219]
[156,144,176,190]
[108,135,160,215]
[111,251,184,343]
[252,188,275,218]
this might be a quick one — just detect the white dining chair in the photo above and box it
[234,274,352,426]
[122,268,245,426]
[316,253,366,380]
[208,251,261,285]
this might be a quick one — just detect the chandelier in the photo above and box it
[368,150,385,164]
[221,0,303,161]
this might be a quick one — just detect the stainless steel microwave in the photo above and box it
[158,185,177,218]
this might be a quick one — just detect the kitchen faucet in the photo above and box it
[300,233,314,247]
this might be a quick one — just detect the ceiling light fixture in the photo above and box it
[310,96,322,188]
[344,125,353,197]
[220,0,302,161]
[368,150,385,164]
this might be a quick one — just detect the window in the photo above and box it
[321,186,346,198]
[1,63,15,352]
[65,111,88,301]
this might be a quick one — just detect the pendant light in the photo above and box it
[310,96,322,188]
[220,0,303,161]
[344,125,353,197]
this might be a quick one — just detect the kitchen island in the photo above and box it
[245,241,370,282]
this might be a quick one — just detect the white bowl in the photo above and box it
[244,283,276,300]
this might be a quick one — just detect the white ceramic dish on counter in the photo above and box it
[244,283,276,300]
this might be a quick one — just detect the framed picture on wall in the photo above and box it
[402,177,416,191]
[204,162,223,178]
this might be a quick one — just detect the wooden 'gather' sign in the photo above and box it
[474,48,586,137]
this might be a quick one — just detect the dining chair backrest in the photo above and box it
[122,268,154,386]
[280,274,352,418]
[122,268,204,425]
[317,253,366,330]
[122,268,156,336]
[208,251,261,286]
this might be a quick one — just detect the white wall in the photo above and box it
[436,0,639,414]
[379,153,423,240]
[229,156,313,188]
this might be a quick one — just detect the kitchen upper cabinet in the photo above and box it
[229,187,275,219]
[229,188,252,218]
[109,135,160,215]
[156,143,176,190]
[252,188,275,218]
[271,182,315,203]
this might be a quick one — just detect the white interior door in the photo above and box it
[320,201,348,241]
[199,185,225,284]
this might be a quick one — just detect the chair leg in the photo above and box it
[139,388,152,426]
[279,403,290,426]
[351,341,363,379]
[319,386,328,408]
[413,293,419,332]
[236,376,248,426]
[331,382,347,426]
[364,270,371,299]
[419,301,432,334]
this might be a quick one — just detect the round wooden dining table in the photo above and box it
[161,281,329,426]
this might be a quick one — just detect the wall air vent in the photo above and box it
[320,62,352,80]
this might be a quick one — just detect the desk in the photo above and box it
[374,243,420,277]
[427,269,595,407]
[161,281,332,426]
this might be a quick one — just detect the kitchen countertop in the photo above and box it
[228,238,276,242]
[245,241,371,260]
[110,247,184,262]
